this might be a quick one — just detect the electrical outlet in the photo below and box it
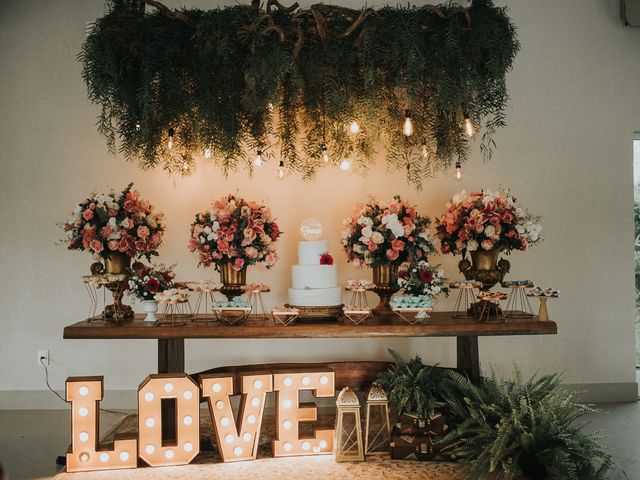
[38,350,49,367]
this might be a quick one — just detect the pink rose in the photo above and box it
[233,258,245,271]
[441,243,451,254]
[389,202,401,214]
[352,258,363,268]
[502,211,514,224]
[266,252,277,267]
[135,240,147,251]
[456,239,465,251]
[489,216,501,227]
[100,226,113,237]
[108,240,118,251]
[107,208,117,217]
[82,209,94,221]
[89,239,103,254]
[118,237,129,253]
[368,241,378,252]
[217,239,230,253]
[137,225,150,239]
[192,224,204,237]
[391,239,405,252]
[245,246,259,259]
[386,249,400,261]
[481,239,494,251]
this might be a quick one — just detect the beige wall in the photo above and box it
[1,0,639,404]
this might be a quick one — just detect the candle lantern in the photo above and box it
[335,387,364,462]
[364,382,390,455]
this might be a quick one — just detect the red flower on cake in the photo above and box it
[319,253,334,265]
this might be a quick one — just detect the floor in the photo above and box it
[0,402,639,480]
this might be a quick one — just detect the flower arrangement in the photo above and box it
[188,194,282,271]
[127,265,175,301]
[340,196,436,268]
[60,183,165,260]
[436,189,542,257]
[396,259,449,298]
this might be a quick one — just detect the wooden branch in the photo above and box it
[310,6,328,41]
[266,0,299,14]
[339,8,378,38]
[142,0,195,28]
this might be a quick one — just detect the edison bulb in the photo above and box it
[455,161,463,180]
[421,144,429,158]
[339,159,352,171]
[463,113,475,137]
[349,121,360,134]
[167,128,175,150]
[254,151,263,167]
[276,161,285,180]
[300,218,322,241]
[204,148,212,159]
[321,143,329,163]
[135,120,141,131]
[403,110,413,137]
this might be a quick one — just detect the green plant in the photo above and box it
[79,0,519,188]
[441,368,619,480]
[377,349,447,419]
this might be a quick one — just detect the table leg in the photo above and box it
[456,336,480,384]
[158,339,185,442]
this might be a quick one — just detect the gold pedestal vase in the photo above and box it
[90,252,135,320]
[372,264,399,315]
[458,249,510,320]
[219,262,247,301]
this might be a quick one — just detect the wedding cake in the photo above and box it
[288,219,342,307]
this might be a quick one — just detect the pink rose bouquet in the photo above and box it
[340,195,436,268]
[189,194,281,270]
[436,189,542,257]
[60,183,165,260]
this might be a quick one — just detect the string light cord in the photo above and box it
[39,358,128,416]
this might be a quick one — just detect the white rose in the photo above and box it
[516,225,525,234]
[340,228,351,239]
[381,213,399,225]
[358,216,373,227]
[203,226,212,235]
[108,217,117,228]
[467,239,479,252]
[212,221,220,231]
[199,235,206,244]
[359,236,369,244]
[207,232,218,241]
[484,225,496,237]
[361,225,373,238]
[371,231,385,244]
[390,223,405,238]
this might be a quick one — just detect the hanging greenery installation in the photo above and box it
[80,0,519,187]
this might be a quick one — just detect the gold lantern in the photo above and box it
[364,382,390,456]
[335,387,364,462]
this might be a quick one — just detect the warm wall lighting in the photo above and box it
[66,377,137,472]
[349,121,360,135]
[403,110,414,137]
[339,159,352,171]
[276,160,285,179]
[204,148,212,159]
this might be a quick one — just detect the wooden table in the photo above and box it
[63,312,557,383]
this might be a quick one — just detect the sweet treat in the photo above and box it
[288,221,342,307]
[527,287,560,298]
[390,295,433,310]
[501,280,534,288]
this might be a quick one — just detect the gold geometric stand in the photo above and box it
[335,387,365,462]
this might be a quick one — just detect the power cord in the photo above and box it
[39,357,129,416]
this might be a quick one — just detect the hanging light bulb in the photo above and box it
[135,120,141,131]
[267,102,274,112]
[455,161,463,180]
[254,150,263,167]
[463,113,475,137]
[321,143,329,163]
[403,110,414,137]
[421,141,429,158]
[182,161,190,174]
[339,159,352,171]
[349,121,360,135]
[167,128,175,150]
[276,160,285,179]
[204,148,212,159]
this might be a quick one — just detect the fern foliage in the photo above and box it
[441,368,619,480]
[79,0,519,187]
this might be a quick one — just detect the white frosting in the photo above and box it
[292,265,337,289]
[288,287,343,307]
[298,240,328,265]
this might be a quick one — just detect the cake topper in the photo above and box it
[300,217,323,241]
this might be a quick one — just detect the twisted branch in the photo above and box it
[142,0,195,28]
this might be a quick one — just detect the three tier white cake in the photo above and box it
[288,239,342,307]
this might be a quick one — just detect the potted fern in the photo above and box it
[377,349,447,421]
[441,368,619,480]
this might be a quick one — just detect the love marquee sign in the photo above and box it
[66,369,335,472]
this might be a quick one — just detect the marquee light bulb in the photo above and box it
[455,161,463,180]
[254,150,263,167]
[463,113,475,137]
[421,141,429,158]
[135,120,141,131]
[403,110,414,137]
[204,148,212,159]
[167,128,175,150]
[349,121,360,135]
[321,143,329,163]
[276,160,285,180]
[339,159,352,171]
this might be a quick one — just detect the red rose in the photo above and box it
[418,269,434,283]
[145,278,160,293]
[320,253,334,265]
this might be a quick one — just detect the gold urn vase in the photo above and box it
[372,264,400,315]
[459,249,510,292]
[90,252,135,320]
[219,262,247,301]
